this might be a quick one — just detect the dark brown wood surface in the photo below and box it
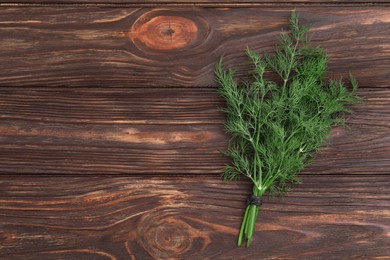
[0,88,389,175]
[0,8,389,88]
[1,175,389,259]
[2,0,390,5]
[0,4,389,259]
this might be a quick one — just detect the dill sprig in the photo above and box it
[215,11,360,247]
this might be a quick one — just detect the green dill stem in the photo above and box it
[254,108,262,188]
[246,205,257,247]
[282,35,300,91]
[238,206,249,246]
[246,205,256,247]
[248,186,261,246]
[238,186,261,247]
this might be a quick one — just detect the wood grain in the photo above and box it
[2,0,390,5]
[0,8,389,88]
[0,175,389,259]
[1,5,389,259]
[0,87,389,175]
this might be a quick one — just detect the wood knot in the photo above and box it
[164,27,175,36]
[129,12,206,51]
[129,212,211,258]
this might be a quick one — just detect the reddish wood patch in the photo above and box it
[130,14,199,51]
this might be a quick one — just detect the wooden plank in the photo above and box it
[2,0,390,5]
[0,175,389,259]
[0,88,389,175]
[0,8,389,88]
[0,88,226,175]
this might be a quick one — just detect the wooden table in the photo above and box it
[0,1,389,259]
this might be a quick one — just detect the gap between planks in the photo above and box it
[1,2,390,7]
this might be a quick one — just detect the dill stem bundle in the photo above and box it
[215,11,360,247]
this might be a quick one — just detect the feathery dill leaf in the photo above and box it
[215,11,360,247]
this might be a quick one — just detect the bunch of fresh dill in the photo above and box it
[215,11,360,247]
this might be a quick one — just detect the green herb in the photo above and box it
[215,11,360,247]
